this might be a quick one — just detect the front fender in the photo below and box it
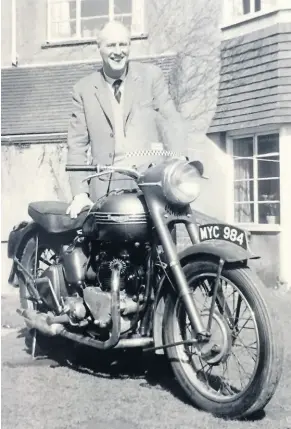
[152,240,259,353]
[179,240,259,265]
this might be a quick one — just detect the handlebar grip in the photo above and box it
[65,165,98,172]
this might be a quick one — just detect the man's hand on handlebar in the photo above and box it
[66,193,94,219]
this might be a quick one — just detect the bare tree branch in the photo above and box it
[148,0,222,132]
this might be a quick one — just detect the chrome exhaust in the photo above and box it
[115,337,154,348]
[16,308,63,336]
[17,308,154,349]
[58,331,153,349]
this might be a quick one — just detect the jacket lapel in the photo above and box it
[123,64,141,129]
[93,69,114,130]
[93,64,140,132]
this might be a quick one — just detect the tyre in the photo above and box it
[18,233,61,309]
[163,259,283,419]
[17,232,62,353]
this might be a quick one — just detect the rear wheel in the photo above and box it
[163,259,283,419]
[17,233,62,353]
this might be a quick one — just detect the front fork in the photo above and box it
[153,206,224,342]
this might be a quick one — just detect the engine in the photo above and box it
[81,242,148,333]
[93,244,145,294]
[38,239,149,335]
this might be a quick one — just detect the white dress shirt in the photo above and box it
[103,70,127,163]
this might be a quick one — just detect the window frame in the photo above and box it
[222,0,280,28]
[227,131,281,228]
[46,0,146,43]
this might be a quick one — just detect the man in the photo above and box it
[66,20,187,218]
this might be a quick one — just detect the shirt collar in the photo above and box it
[102,68,127,86]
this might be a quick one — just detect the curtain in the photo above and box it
[233,138,253,222]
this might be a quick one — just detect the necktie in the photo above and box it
[113,79,122,103]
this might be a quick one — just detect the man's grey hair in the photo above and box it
[97,20,131,46]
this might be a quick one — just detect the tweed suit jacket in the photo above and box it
[67,61,187,202]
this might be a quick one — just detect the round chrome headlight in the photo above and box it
[162,160,202,206]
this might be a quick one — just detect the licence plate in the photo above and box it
[198,223,248,250]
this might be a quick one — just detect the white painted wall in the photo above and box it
[1,143,72,294]
[279,125,291,287]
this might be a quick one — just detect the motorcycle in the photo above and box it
[7,150,283,419]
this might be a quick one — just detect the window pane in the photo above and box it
[234,180,254,202]
[258,179,280,202]
[50,1,76,22]
[257,134,279,155]
[81,0,109,17]
[51,20,76,38]
[259,203,280,224]
[115,14,132,29]
[233,137,253,157]
[255,0,261,11]
[258,155,280,178]
[81,17,108,37]
[234,159,254,180]
[235,203,254,223]
[233,137,254,182]
[243,0,251,14]
[114,0,132,13]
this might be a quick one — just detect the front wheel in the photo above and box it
[163,259,283,419]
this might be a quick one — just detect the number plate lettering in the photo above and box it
[199,223,248,250]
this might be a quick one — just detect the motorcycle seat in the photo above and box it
[28,201,89,234]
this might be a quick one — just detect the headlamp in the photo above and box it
[162,160,203,206]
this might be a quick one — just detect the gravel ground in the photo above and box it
[2,289,291,429]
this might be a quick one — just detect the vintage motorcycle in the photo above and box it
[7,150,283,419]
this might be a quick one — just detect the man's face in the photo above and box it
[99,25,130,77]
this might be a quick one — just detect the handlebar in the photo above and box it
[65,150,188,179]
[66,164,141,180]
[65,165,99,172]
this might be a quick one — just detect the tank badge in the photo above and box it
[107,214,132,223]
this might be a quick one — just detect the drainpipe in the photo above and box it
[279,126,291,290]
[11,0,18,66]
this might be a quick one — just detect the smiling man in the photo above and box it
[66,20,187,218]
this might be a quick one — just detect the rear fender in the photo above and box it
[7,221,39,285]
[152,240,259,353]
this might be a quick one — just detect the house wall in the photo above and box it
[1,1,12,67]
[248,233,280,287]
[1,0,147,67]
[207,11,291,288]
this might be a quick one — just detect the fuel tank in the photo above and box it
[82,190,151,242]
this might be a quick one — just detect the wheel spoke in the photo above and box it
[219,363,237,396]
[234,336,258,363]
[230,350,253,389]
[234,295,242,327]
[234,315,253,337]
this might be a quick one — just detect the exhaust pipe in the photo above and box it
[115,338,154,348]
[59,331,154,349]
[17,309,63,336]
[17,308,154,350]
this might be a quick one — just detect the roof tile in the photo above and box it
[1,54,177,136]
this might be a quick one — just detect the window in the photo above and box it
[232,133,280,225]
[226,0,278,22]
[47,0,144,41]
[242,0,261,14]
